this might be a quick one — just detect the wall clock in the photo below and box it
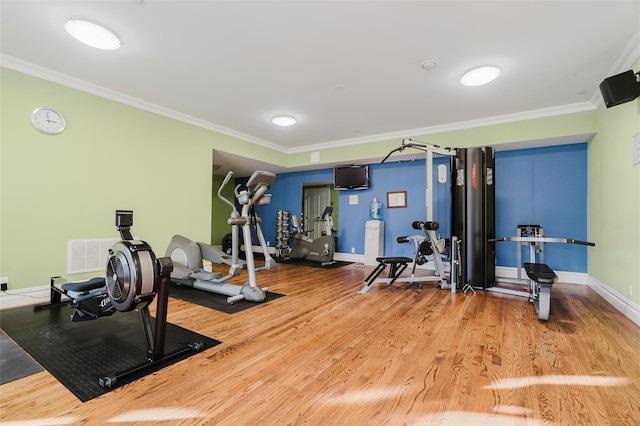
[30,107,66,135]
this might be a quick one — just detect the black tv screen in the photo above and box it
[334,165,369,190]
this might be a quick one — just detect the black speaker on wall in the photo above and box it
[599,70,640,108]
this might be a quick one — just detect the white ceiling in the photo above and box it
[2,1,639,176]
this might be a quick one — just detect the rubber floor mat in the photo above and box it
[0,304,221,402]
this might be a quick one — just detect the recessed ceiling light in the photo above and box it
[460,66,501,86]
[65,19,121,50]
[271,115,296,126]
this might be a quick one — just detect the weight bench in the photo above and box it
[523,262,557,320]
[358,221,449,295]
[359,257,413,294]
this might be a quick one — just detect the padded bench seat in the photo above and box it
[375,256,413,265]
[59,277,106,294]
[48,276,107,301]
[359,257,413,294]
[523,262,557,286]
[44,276,112,322]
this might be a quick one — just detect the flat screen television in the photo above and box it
[334,165,369,190]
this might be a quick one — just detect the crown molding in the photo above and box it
[286,102,596,154]
[0,54,286,153]
[1,52,616,157]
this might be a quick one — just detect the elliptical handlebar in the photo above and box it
[217,171,237,211]
[222,170,234,186]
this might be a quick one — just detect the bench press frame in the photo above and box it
[490,225,594,320]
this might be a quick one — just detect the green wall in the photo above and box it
[2,62,639,313]
[0,68,282,288]
[587,59,640,305]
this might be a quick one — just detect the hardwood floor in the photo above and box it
[2,262,639,425]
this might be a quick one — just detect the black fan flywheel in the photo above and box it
[105,240,158,312]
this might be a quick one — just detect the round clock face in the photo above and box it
[31,108,65,134]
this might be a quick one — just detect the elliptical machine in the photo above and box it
[207,170,275,273]
[166,170,275,304]
[216,171,247,273]
[282,206,336,266]
[229,171,276,272]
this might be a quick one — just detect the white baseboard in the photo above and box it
[587,276,640,327]
[334,252,364,263]
[0,285,51,310]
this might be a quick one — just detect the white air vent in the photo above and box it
[67,238,119,275]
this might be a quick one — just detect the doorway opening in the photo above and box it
[301,182,338,239]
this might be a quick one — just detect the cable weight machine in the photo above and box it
[380,139,495,293]
[381,139,595,320]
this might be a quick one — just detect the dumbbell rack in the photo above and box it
[275,210,290,258]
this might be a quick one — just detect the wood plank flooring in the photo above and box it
[1,262,639,425]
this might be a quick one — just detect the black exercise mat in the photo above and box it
[170,283,285,314]
[277,258,352,269]
[0,304,221,402]
[0,330,43,385]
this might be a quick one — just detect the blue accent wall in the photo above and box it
[334,158,452,258]
[337,159,428,256]
[239,168,334,246]
[494,144,588,272]
[241,143,588,272]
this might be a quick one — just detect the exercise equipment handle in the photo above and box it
[568,239,596,246]
[490,236,595,246]
[412,221,439,231]
[223,170,233,185]
[396,236,410,243]
[217,171,237,211]
[381,146,405,163]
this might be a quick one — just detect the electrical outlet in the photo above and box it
[351,247,356,254]
[629,285,633,298]
[0,276,8,291]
